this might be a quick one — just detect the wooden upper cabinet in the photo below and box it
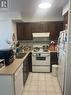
[16,21,63,40]
[23,23,32,40]
[17,23,24,40]
[48,22,55,40]
[55,22,63,39]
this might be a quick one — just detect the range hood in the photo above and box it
[32,33,50,43]
[32,33,50,37]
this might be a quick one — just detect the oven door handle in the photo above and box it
[32,54,36,57]
[47,55,50,57]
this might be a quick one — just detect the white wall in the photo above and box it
[62,2,69,15]
[0,12,23,21]
[22,11,63,22]
[0,20,16,50]
[22,16,63,22]
[0,11,63,22]
[12,21,17,41]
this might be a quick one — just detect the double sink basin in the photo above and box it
[15,53,27,59]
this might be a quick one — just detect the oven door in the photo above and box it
[32,53,50,66]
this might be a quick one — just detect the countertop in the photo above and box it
[0,50,57,75]
[49,51,57,53]
[0,51,30,75]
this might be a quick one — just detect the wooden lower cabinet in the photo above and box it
[23,58,29,85]
[0,53,32,95]
[0,64,23,95]
[23,53,32,85]
[0,75,14,95]
[15,64,23,95]
[50,52,58,72]
[28,53,32,72]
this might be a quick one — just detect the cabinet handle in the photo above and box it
[22,68,23,72]
[57,53,59,57]
[47,55,50,57]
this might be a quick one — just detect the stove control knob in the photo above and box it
[39,53,40,56]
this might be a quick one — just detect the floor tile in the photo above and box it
[28,92,38,95]
[22,92,29,95]
[46,91,57,95]
[22,73,62,95]
[46,86,56,92]
[23,85,30,92]
[28,85,38,92]
[56,91,62,95]
[37,91,47,95]
[39,80,46,84]
[30,80,39,86]
[38,86,46,91]
[31,77,38,81]
[23,91,38,95]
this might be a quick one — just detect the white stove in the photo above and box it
[32,44,50,72]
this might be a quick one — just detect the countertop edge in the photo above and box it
[0,51,30,75]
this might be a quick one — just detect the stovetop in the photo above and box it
[32,44,49,53]
[32,48,50,54]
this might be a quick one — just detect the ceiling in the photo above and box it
[9,0,68,12]
[0,0,68,21]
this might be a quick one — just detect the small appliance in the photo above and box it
[0,59,5,70]
[0,49,14,66]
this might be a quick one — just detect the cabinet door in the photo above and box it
[23,57,29,85]
[28,53,32,72]
[0,76,14,95]
[26,57,29,77]
[15,64,23,95]
[58,50,66,93]
[60,52,65,92]
[23,60,27,85]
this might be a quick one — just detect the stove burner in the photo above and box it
[33,47,40,52]
[33,44,49,53]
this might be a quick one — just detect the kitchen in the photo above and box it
[0,0,71,95]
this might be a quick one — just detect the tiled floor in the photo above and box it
[22,73,62,95]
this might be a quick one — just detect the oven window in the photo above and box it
[36,57,46,60]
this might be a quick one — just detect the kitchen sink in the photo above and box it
[16,53,26,59]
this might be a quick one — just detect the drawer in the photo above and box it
[32,66,50,72]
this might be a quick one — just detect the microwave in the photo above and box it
[0,49,14,66]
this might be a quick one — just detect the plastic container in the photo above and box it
[52,65,58,77]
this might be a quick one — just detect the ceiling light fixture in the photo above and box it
[38,2,51,9]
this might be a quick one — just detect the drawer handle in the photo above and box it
[47,55,50,57]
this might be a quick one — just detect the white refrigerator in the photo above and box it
[58,30,67,94]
